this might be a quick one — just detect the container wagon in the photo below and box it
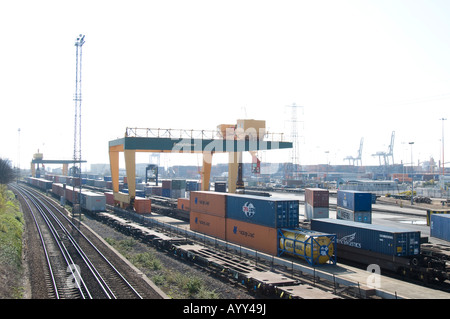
[311,219,448,282]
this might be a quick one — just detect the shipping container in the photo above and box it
[214,182,227,193]
[190,191,227,217]
[278,228,336,265]
[305,188,329,207]
[190,211,226,240]
[134,197,151,214]
[311,218,420,257]
[430,213,450,242]
[336,207,372,224]
[171,179,186,190]
[337,190,372,212]
[186,181,199,191]
[104,192,115,205]
[305,203,329,220]
[162,188,171,198]
[162,180,172,189]
[171,189,186,199]
[426,209,450,225]
[177,198,190,211]
[81,191,106,212]
[226,218,278,256]
[226,194,299,228]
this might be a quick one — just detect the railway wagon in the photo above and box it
[310,218,423,273]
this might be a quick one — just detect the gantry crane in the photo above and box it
[108,120,292,209]
[372,131,395,166]
[344,137,364,166]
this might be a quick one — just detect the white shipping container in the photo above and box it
[305,203,329,220]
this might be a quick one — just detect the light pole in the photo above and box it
[409,142,414,205]
[440,118,447,177]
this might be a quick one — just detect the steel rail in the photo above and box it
[20,184,143,299]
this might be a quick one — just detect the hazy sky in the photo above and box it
[1,0,449,171]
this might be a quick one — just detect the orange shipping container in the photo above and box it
[104,192,115,205]
[190,211,226,240]
[225,218,278,256]
[177,198,190,211]
[190,191,227,217]
[134,197,151,214]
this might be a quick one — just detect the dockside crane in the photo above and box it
[344,137,364,166]
[372,131,395,166]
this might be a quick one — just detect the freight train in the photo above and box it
[23,176,450,284]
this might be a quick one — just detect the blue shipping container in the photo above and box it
[337,190,372,212]
[431,214,450,242]
[226,194,299,228]
[162,188,171,198]
[310,218,420,257]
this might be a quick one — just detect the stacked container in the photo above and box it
[189,191,227,239]
[226,194,299,256]
[188,191,334,264]
[171,179,186,199]
[336,190,372,223]
[304,188,329,220]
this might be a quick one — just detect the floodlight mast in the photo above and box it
[73,34,85,213]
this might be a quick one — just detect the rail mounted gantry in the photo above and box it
[30,151,87,177]
[108,120,292,209]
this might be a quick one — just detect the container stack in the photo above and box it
[304,188,329,220]
[189,191,227,240]
[189,191,299,257]
[172,179,186,199]
[336,190,372,223]
[226,194,299,256]
[161,179,187,199]
[162,180,172,198]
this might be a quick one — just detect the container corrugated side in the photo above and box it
[225,218,278,256]
[336,207,372,223]
[305,188,329,207]
[310,218,420,257]
[190,211,226,240]
[190,191,227,217]
[431,213,450,242]
[134,197,151,214]
[104,192,115,205]
[177,198,190,211]
[81,191,106,212]
[305,203,329,220]
[337,190,372,212]
[226,194,299,228]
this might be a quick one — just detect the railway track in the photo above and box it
[12,184,144,299]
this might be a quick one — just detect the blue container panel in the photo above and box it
[337,190,372,212]
[162,188,171,198]
[310,218,420,257]
[431,214,450,242]
[226,194,299,228]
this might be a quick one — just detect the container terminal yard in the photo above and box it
[10,118,450,300]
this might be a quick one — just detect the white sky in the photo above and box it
[1,0,449,171]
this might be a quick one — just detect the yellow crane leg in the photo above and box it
[201,152,213,191]
[228,152,242,194]
[62,164,68,176]
[124,149,136,206]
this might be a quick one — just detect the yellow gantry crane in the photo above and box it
[108,119,292,209]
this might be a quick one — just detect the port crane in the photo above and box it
[372,131,395,166]
[344,137,364,166]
